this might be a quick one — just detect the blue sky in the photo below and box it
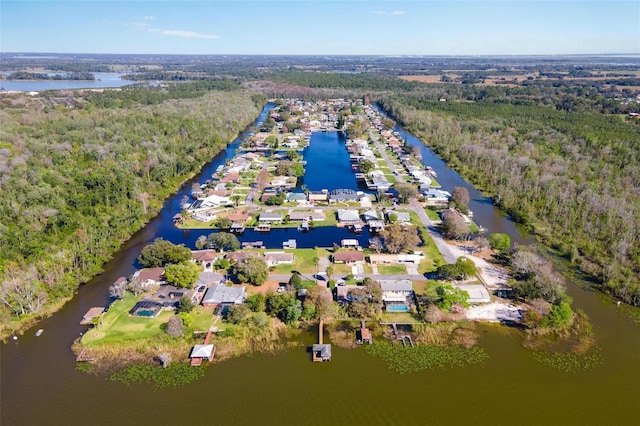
[1,1,638,55]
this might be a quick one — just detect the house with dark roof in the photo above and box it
[329,188,359,203]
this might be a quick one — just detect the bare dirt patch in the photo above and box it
[246,280,282,296]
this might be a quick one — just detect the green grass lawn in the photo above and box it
[378,264,407,275]
[408,211,446,273]
[425,207,442,221]
[81,293,173,346]
[380,311,422,324]
[190,306,215,331]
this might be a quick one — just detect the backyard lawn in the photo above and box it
[378,265,407,275]
[81,293,173,346]
[380,311,422,324]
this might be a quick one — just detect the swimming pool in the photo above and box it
[386,305,409,312]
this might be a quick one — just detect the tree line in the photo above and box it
[378,94,639,306]
[0,88,262,337]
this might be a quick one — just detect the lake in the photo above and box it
[1,102,638,426]
[0,72,135,91]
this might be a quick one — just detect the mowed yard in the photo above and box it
[81,293,214,346]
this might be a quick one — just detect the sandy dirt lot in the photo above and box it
[465,302,523,322]
[245,280,282,296]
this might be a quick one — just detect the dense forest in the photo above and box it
[0,86,261,336]
[378,95,639,305]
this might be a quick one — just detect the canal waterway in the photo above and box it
[1,103,638,426]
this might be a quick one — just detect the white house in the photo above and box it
[264,251,294,267]
[188,194,230,212]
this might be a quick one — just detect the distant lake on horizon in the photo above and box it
[0,72,135,91]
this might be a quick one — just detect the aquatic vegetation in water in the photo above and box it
[110,362,206,388]
[364,341,489,374]
[532,348,603,373]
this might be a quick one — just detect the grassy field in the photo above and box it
[380,311,422,324]
[270,247,330,274]
[425,207,442,221]
[378,265,407,275]
[409,211,446,273]
[81,293,173,345]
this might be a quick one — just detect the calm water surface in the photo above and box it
[1,103,638,426]
[0,72,135,91]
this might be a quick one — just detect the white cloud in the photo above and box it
[159,30,218,39]
[391,11,406,16]
[373,10,386,15]
[130,18,218,40]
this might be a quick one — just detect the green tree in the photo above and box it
[289,272,303,290]
[177,295,195,313]
[138,238,192,267]
[440,212,470,240]
[325,266,334,282]
[206,232,240,251]
[358,159,375,174]
[227,304,252,324]
[393,182,418,204]
[245,293,266,312]
[164,262,200,288]
[216,217,232,229]
[435,283,470,311]
[231,257,268,286]
[540,302,573,328]
[488,233,511,251]
[380,222,421,254]
[436,257,477,280]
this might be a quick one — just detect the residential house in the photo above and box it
[423,188,451,205]
[329,188,359,203]
[336,285,359,303]
[264,251,294,267]
[368,254,399,265]
[259,212,282,223]
[132,267,165,287]
[191,250,217,271]
[286,192,307,204]
[333,252,365,264]
[188,194,230,212]
[388,210,411,223]
[362,209,379,222]
[337,209,360,225]
[201,284,247,307]
[220,173,241,184]
[308,191,328,203]
[379,279,414,312]
[225,251,261,263]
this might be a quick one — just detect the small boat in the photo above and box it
[35,329,44,337]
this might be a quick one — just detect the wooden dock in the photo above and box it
[312,319,332,362]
